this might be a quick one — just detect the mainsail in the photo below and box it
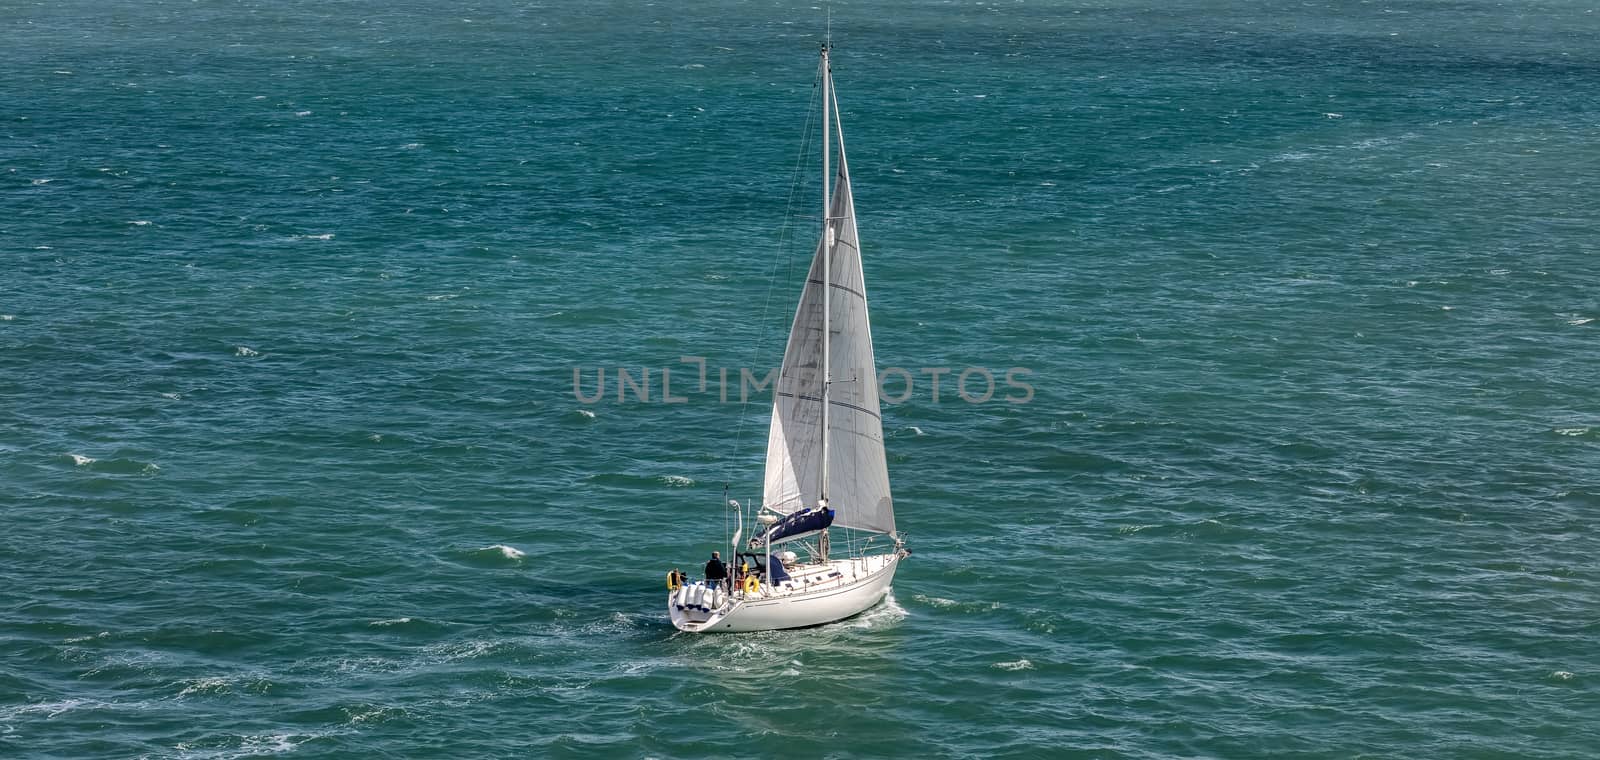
[761,114,895,536]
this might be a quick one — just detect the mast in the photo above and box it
[819,43,832,513]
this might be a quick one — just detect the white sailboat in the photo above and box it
[669,44,909,633]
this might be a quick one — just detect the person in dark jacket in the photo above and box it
[704,551,728,591]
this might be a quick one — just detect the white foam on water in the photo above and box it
[1554,428,1589,437]
[228,732,314,756]
[173,723,354,757]
[31,178,51,185]
[659,474,694,487]
[159,392,181,400]
[993,659,1035,671]
[291,233,334,240]
[843,591,908,629]
[617,659,661,676]
[369,617,412,627]
[424,293,459,301]
[0,315,14,321]
[347,706,403,724]
[295,110,311,116]
[177,677,232,697]
[1567,317,1592,325]
[402,142,422,149]
[423,639,499,662]
[913,594,960,608]
[69,453,96,466]
[575,408,596,419]
[484,544,525,559]
[1552,670,1574,680]
[129,220,152,226]
[235,346,259,357]
[64,631,110,643]
[0,698,101,721]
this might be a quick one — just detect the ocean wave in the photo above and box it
[446,543,531,569]
[0,698,105,721]
[481,544,525,560]
[63,454,160,475]
[910,593,1000,614]
[587,471,703,490]
[841,591,907,630]
[173,729,342,758]
[177,677,233,697]
[912,593,960,608]
[421,639,502,663]
[346,705,406,725]
[993,659,1034,671]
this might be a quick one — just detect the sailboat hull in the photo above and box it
[670,553,901,633]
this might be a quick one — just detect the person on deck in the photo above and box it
[704,551,728,591]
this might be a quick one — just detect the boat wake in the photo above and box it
[840,591,907,630]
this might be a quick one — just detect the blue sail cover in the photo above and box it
[735,552,793,584]
[763,553,792,584]
[748,507,834,550]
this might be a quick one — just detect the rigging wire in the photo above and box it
[720,68,824,499]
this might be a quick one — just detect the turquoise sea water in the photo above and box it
[5,1,1599,756]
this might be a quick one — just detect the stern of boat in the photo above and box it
[668,581,740,632]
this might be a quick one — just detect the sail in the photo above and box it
[761,140,895,535]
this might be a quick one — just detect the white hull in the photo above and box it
[670,552,901,633]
